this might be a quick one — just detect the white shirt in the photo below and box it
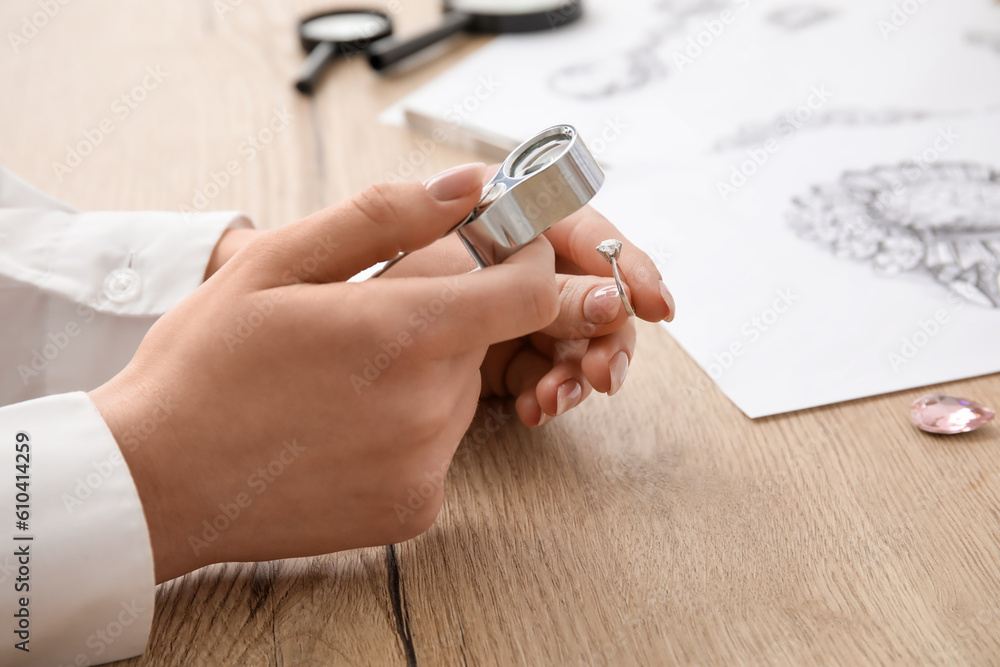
[0,167,251,665]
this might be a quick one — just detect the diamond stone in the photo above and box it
[910,394,996,435]
[596,239,622,263]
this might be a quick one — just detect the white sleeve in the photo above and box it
[0,167,252,405]
[0,392,155,666]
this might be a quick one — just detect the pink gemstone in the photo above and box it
[910,394,996,435]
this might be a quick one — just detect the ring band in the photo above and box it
[596,239,635,318]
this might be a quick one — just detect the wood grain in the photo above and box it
[3,1,999,665]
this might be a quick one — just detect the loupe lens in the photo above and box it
[508,134,572,178]
[302,12,389,42]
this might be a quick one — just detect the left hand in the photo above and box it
[204,169,677,428]
[204,227,261,280]
[382,189,675,427]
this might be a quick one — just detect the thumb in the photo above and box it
[250,162,487,285]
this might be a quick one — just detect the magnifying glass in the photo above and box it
[296,9,393,95]
[367,0,583,72]
[368,124,603,279]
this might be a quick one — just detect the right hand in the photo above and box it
[89,163,559,583]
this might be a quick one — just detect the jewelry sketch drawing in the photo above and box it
[546,1,836,101]
[788,162,1000,307]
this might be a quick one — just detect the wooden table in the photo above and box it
[4,1,1000,664]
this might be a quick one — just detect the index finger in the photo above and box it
[371,236,561,357]
[544,206,674,322]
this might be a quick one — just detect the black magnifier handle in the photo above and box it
[296,41,340,95]
[368,11,474,71]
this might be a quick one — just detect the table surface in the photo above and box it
[4,1,1000,665]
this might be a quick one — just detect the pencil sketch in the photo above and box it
[711,107,1000,153]
[547,1,837,100]
[548,0,723,100]
[788,162,1000,307]
[764,4,836,31]
[967,30,1000,55]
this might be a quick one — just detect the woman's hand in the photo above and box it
[90,163,559,582]
[204,227,260,280]
[383,164,676,427]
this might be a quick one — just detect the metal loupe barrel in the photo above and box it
[456,125,605,268]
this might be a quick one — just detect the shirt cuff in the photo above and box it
[48,210,253,317]
[0,393,155,666]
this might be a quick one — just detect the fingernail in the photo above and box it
[556,380,583,416]
[536,413,552,427]
[424,162,486,201]
[584,284,622,324]
[609,351,629,396]
[659,280,676,322]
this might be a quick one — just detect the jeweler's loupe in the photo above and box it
[456,124,604,267]
[368,0,582,71]
[295,9,393,95]
[370,124,603,278]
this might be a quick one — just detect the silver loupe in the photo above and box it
[367,124,604,278]
[456,124,604,267]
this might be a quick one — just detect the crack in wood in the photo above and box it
[385,545,417,667]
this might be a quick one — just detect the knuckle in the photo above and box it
[560,279,589,318]
[234,230,282,268]
[525,277,560,329]
[352,183,404,231]
[410,401,453,443]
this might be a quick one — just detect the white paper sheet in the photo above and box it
[382,0,1000,167]
[590,114,1000,417]
[380,0,1000,417]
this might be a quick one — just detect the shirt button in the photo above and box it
[103,267,142,303]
